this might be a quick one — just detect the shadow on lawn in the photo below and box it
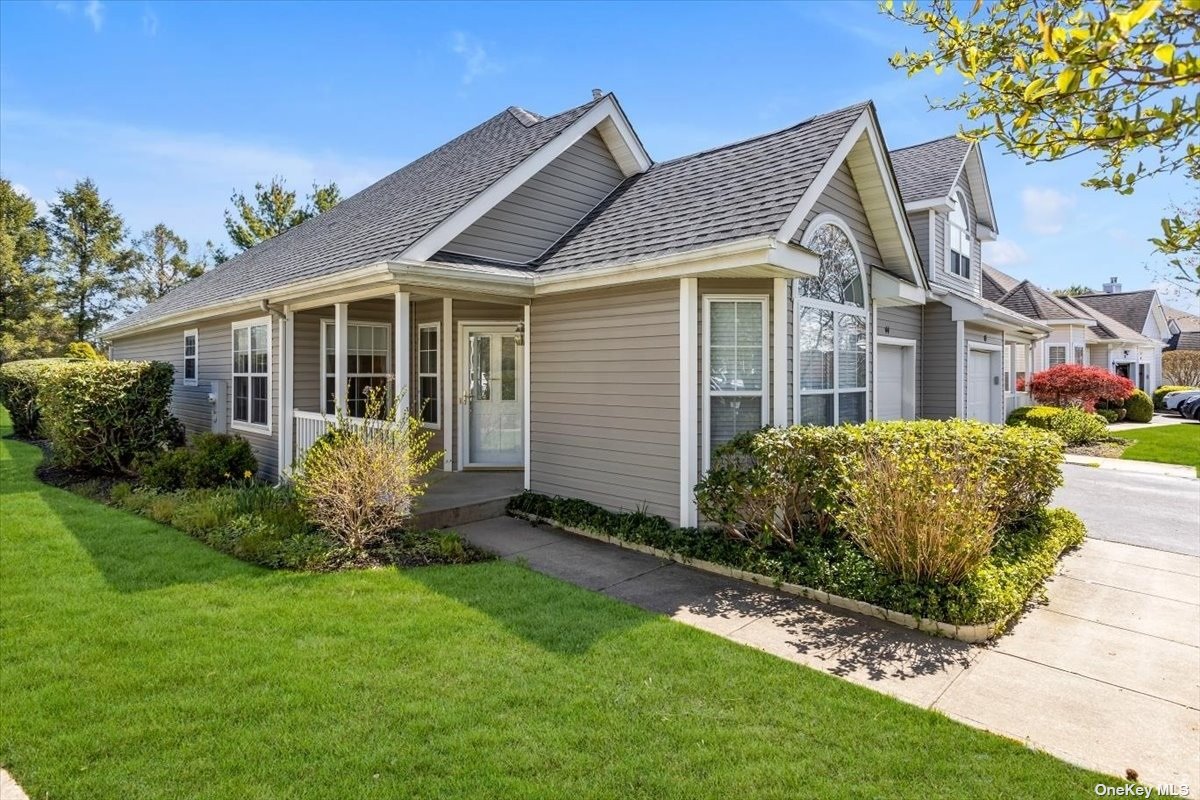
[1,434,259,593]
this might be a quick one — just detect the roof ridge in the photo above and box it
[1076,288,1155,298]
[653,101,870,169]
[889,133,967,154]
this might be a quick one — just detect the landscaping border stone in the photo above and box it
[508,511,1010,643]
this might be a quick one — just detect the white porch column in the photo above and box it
[523,302,531,491]
[772,277,788,427]
[394,289,411,411]
[442,297,453,471]
[281,308,295,473]
[679,278,698,527]
[334,302,348,414]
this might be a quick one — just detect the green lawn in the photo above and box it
[0,411,1114,799]
[1112,423,1200,473]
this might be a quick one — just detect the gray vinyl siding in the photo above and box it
[1089,345,1109,368]
[529,281,680,522]
[798,161,882,266]
[907,211,931,275]
[927,172,984,298]
[292,298,396,416]
[876,304,923,417]
[111,314,279,481]
[445,130,625,264]
[921,301,958,419]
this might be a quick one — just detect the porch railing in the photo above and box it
[292,409,403,468]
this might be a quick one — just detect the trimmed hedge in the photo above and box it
[1153,385,1199,409]
[508,492,1085,627]
[0,358,73,438]
[1006,405,1108,445]
[1122,389,1154,423]
[39,360,179,474]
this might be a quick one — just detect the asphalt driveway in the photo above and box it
[1053,464,1200,556]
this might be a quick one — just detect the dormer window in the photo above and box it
[948,191,972,279]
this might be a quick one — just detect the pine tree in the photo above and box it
[126,223,205,305]
[0,178,69,362]
[224,177,341,251]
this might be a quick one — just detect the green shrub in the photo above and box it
[170,490,237,536]
[1006,405,1107,445]
[38,360,178,474]
[116,488,160,514]
[293,389,440,555]
[0,358,71,438]
[1095,408,1119,423]
[109,482,133,506]
[1153,385,1199,409]
[63,341,104,360]
[1123,389,1154,423]
[508,493,1085,626]
[140,433,257,491]
[145,494,183,525]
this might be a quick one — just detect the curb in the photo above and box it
[508,511,1009,643]
[1063,453,1197,479]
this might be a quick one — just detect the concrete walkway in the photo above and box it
[1108,413,1192,431]
[458,516,1200,787]
[1,769,29,800]
[1063,452,1198,479]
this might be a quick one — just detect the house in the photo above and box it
[984,269,1168,392]
[889,137,1049,420]
[1164,304,1200,352]
[106,92,1033,526]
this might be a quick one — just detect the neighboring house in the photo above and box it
[107,92,1033,526]
[890,137,1049,421]
[1165,304,1200,352]
[985,268,1167,392]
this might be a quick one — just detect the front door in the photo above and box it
[461,325,523,467]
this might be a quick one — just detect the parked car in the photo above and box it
[1179,395,1200,421]
[1163,390,1200,412]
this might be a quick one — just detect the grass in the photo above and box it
[0,410,1117,799]
[1111,423,1200,474]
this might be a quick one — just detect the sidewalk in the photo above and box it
[1063,452,1198,479]
[458,515,1200,787]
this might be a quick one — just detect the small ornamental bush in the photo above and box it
[1163,351,1200,387]
[1006,405,1108,445]
[63,341,104,360]
[1029,363,1134,412]
[0,358,71,438]
[141,433,257,491]
[293,389,440,556]
[38,360,178,474]
[1154,385,1200,408]
[1095,408,1119,424]
[1122,389,1154,423]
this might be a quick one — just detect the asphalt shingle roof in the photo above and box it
[1072,290,1156,334]
[995,280,1082,321]
[982,265,1020,302]
[106,100,600,335]
[888,136,971,204]
[533,103,869,274]
[1167,331,1200,351]
[1166,305,1200,333]
[1058,295,1154,343]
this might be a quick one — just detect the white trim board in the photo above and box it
[679,278,698,528]
[229,315,273,436]
[701,293,770,472]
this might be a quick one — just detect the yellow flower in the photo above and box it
[243,470,253,479]
[223,472,231,478]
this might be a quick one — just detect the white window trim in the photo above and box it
[319,318,392,418]
[702,294,769,469]
[1048,344,1067,367]
[795,213,870,426]
[417,321,441,429]
[230,316,272,435]
[946,189,973,280]
[183,328,198,387]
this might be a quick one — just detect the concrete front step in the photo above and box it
[410,495,514,530]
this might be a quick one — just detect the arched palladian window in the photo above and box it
[948,191,972,279]
[795,217,867,426]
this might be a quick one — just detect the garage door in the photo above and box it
[876,345,905,421]
[967,350,993,422]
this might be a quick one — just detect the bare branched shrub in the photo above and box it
[293,388,440,556]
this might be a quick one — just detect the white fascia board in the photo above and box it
[774,111,870,244]
[872,269,926,306]
[904,198,952,213]
[941,291,1050,332]
[404,97,648,262]
[976,223,997,242]
[862,116,927,290]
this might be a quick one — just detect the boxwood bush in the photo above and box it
[141,433,258,491]
[1006,405,1108,445]
[39,360,179,474]
[0,358,72,438]
[1153,385,1199,409]
[1122,389,1154,423]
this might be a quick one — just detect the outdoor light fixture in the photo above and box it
[515,322,525,346]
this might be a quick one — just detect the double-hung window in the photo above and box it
[417,322,440,427]
[232,319,270,430]
[795,220,868,426]
[322,321,391,417]
[1074,345,1085,365]
[183,329,198,386]
[948,192,972,279]
[1048,345,1066,367]
[704,297,767,465]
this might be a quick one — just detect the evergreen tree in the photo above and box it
[224,177,340,251]
[0,178,68,362]
[47,179,135,343]
[127,223,205,305]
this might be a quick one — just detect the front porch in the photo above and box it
[279,286,531,496]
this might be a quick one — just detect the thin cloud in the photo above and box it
[450,31,501,85]
[1021,187,1076,235]
[983,238,1029,268]
[142,7,158,36]
[52,0,103,31]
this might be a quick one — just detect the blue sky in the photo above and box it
[1,0,1194,310]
